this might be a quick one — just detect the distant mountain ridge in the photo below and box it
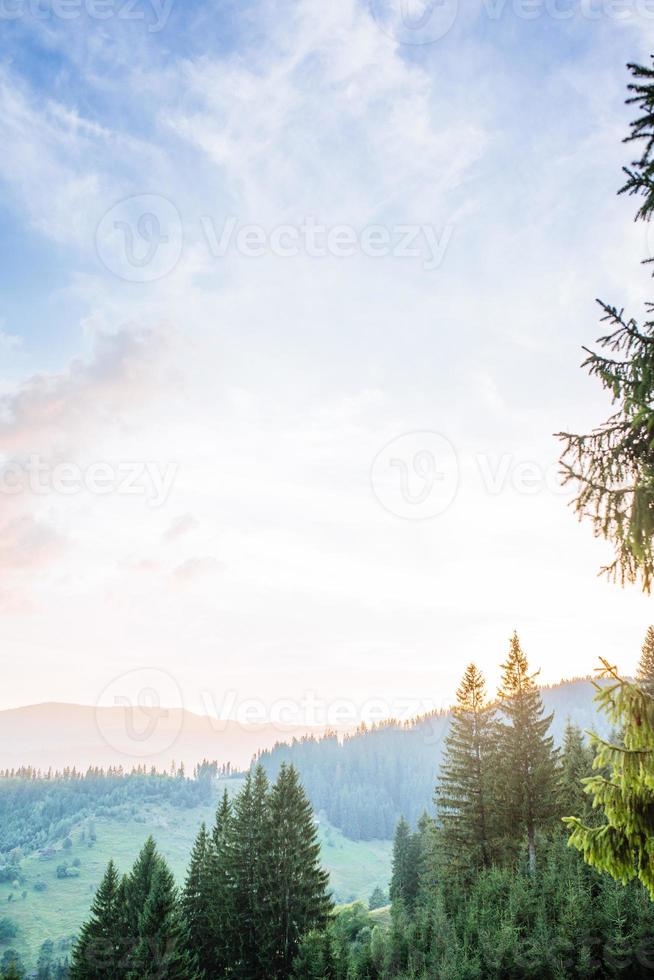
[0,677,611,793]
[0,701,338,773]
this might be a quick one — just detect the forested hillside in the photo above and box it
[256,677,611,840]
[0,764,224,863]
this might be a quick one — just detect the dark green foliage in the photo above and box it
[71,839,195,979]
[389,818,420,912]
[181,824,213,977]
[69,859,124,979]
[123,836,160,939]
[207,789,234,976]
[333,836,654,979]
[265,764,333,978]
[227,765,273,977]
[68,767,332,980]
[435,663,498,874]
[290,929,335,980]
[495,632,559,872]
[128,861,197,979]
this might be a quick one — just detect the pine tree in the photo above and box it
[637,625,654,695]
[559,721,594,820]
[265,764,333,979]
[124,836,160,938]
[558,62,654,593]
[208,789,235,976]
[227,766,273,978]
[389,817,420,911]
[565,659,654,899]
[70,859,124,979]
[129,860,198,979]
[435,663,498,874]
[181,823,214,978]
[289,930,334,980]
[496,632,559,873]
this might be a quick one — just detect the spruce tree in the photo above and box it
[181,823,214,978]
[496,632,559,873]
[227,766,273,978]
[558,62,654,593]
[389,817,420,911]
[129,860,198,980]
[565,659,654,899]
[209,789,235,976]
[435,663,498,874]
[265,763,333,979]
[70,859,124,979]
[124,836,160,938]
[559,721,594,821]
[637,625,654,695]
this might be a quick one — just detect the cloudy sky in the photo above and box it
[1,0,654,722]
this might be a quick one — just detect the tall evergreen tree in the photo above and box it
[181,823,214,978]
[637,625,654,695]
[559,721,594,821]
[129,860,197,980]
[565,659,654,899]
[265,763,333,979]
[389,817,420,911]
[208,789,234,976]
[435,663,498,874]
[558,61,654,593]
[496,632,559,873]
[124,836,160,938]
[227,766,273,978]
[70,859,123,979]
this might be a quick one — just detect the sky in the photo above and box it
[1,0,654,725]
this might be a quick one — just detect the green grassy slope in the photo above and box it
[0,779,392,971]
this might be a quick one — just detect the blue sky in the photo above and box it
[1,0,654,723]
